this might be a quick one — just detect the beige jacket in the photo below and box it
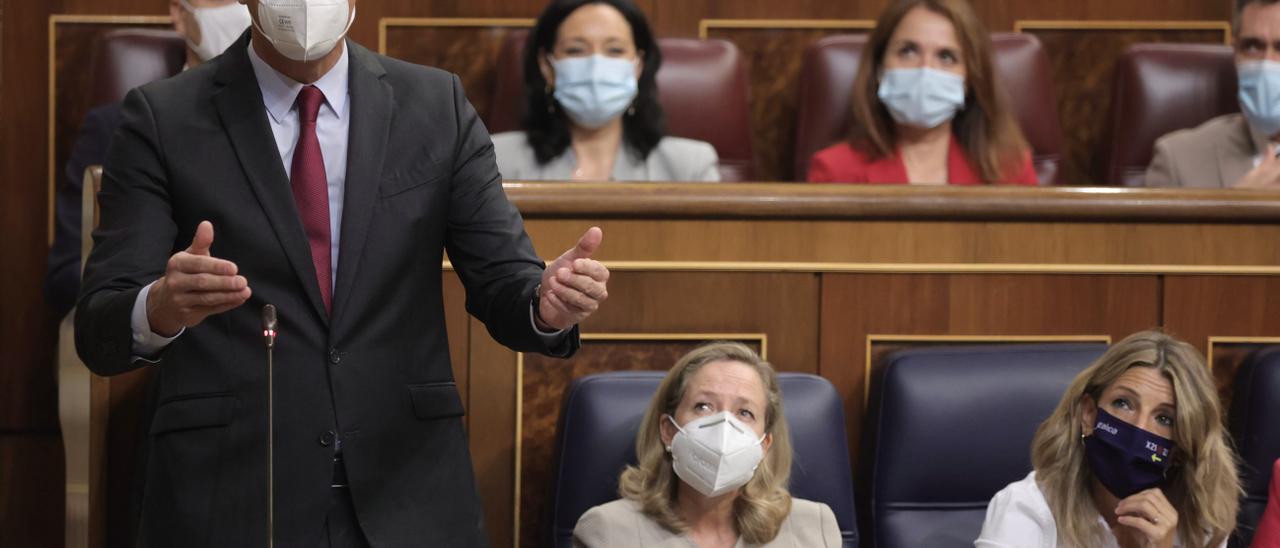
[1144,113,1266,188]
[572,498,843,548]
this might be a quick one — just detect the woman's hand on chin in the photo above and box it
[1114,488,1177,548]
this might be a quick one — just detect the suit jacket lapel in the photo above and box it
[212,34,329,324]
[331,41,391,326]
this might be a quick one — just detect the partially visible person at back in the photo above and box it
[976,330,1240,548]
[806,0,1036,185]
[572,342,842,547]
[1145,0,1280,188]
[43,0,250,319]
[1254,459,1280,547]
[492,0,720,182]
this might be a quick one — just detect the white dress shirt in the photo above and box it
[975,471,1221,548]
[129,40,559,361]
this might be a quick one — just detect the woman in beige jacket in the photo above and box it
[572,342,843,548]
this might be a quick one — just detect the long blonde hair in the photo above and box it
[617,342,794,543]
[1030,330,1240,547]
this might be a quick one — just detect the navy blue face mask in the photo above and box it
[1083,407,1175,498]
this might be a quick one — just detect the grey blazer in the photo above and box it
[492,131,720,181]
[1144,113,1262,188]
[572,498,843,548]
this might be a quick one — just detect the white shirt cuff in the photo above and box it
[131,282,183,363]
[530,300,565,341]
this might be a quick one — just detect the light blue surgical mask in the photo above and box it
[550,54,639,129]
[1238,60,1280,138]
[877,67,966,129]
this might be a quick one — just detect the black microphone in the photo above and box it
[262,304,277,349]
[261,304,277,548]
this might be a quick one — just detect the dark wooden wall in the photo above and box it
[0,0,1238,546]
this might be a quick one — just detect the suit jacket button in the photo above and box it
[328,349,341,365]
[319,431,335,447]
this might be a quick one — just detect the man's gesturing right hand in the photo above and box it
[146,221,251,337]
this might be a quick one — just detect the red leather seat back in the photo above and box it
[1101,44,1237,187]
[794,33,1063,184]
[489,32,756,180]
[89,28,187,108]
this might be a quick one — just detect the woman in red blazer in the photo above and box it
[807,0,1037,186]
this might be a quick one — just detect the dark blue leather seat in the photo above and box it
[860,343,1107,548]
[546,371,858,548]
[1228,346,1280,547]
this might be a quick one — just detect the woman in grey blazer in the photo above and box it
[573,342,842,548]
[492,0,719,182]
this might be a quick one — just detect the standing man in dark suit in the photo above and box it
[74,0,611,546]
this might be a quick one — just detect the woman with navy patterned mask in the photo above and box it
[977,331,1240,548]
[491,0,720,182]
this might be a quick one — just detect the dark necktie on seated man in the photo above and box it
[291,84,333,315]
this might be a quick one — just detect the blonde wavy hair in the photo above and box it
[617,342,794,543]
[1030,330,1240,547]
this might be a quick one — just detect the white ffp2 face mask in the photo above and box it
[253,0,355,62]
[179,0,251,62]
[667,412,766,498]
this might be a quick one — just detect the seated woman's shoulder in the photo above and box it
[807,142,871,183]
[652,136,720,181]
[490,130,530,151]
[573,498,649,547]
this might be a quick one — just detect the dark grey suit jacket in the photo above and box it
[75,34,577,547]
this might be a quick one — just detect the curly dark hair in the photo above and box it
[521,0,666,165]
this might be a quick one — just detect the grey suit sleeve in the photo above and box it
[75,88,180,376]
[693,141,720,182]
[442,74,579,357]
[1143,137,1182,188]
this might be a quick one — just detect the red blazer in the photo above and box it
[1255,459,1280,548]
[806,138,1038,185]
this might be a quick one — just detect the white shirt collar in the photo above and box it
[246,38,350,123]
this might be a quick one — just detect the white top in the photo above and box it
[975,471,1222,548]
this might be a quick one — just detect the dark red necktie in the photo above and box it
[291,85,332,314]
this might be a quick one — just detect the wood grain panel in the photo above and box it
[1023,26,1229,184]
[380,22,531,127]
[521,218,1280,267]
[518,336,764,548]
[1162,276,1280,406]
[0,435,64,548]
[704,25,871,181]
[467,316,519,548]
[818,273,1160,463]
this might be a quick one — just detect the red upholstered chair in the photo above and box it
[793,33,1064,184]
[88,28,187,108]
[1100,44,1237,187]
[488,31,756,181]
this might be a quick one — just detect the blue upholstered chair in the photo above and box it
[859,343,1107,548]
[545,371,858,548]
[1228,347,1280,547]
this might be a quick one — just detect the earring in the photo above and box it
[545,85,556,114]
[665,445,672,453]
[626,105,636,117]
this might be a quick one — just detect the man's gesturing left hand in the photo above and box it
[537,226,610,331]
